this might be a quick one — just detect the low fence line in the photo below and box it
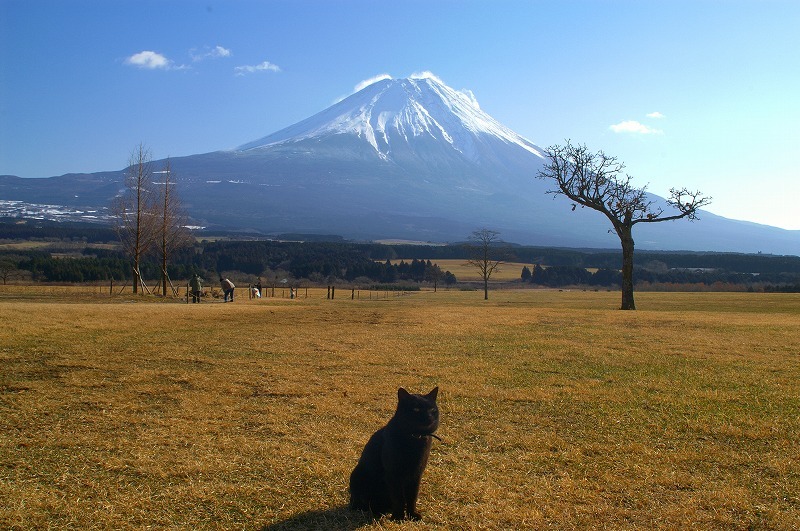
[0,282,419,301]
[104,281,416,302]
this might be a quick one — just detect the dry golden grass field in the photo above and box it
[419,260,598,282]
[402,260,536,282]
[1,286,799,530]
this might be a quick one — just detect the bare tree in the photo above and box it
[466,228,505,300]
[112,143,159,293]
[537,141,712,310]
[155,158,193,297]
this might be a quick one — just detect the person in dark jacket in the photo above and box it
[220,277,235,302]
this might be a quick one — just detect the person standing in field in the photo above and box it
[220,276,235,302]
[189,273,203,303]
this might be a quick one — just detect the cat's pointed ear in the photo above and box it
[398,387,411,401]
[426,387,439,401]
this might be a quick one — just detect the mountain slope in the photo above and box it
[1,73,798,255]
[238,73,543,161]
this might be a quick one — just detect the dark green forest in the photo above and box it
[1,219,799,291]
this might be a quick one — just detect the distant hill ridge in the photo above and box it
[1,73,798,255]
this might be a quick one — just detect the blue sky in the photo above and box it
[2,0,799,230]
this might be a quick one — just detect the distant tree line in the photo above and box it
[173,241,456,285]
[18,251,130,282]
[522,265,621,287]
[0,243,458,287]
[1,220,799,290]
[520,264,800,291]
[375,244,800,275]
[3,219,799,274]
[0,218,117,242]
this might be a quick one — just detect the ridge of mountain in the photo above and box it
[0,73,798,255]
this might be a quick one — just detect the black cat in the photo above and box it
[349,387,440,521]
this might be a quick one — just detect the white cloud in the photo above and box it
[647,111,665,119]
[125,51,171,69]
[210,45,231,58]
[354,74,393,93]
[410,71,452,87]
[610,120,663,135]
[191,45,232,62]
[234,60,281,76]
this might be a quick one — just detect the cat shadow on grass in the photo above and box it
[260,506,375,530]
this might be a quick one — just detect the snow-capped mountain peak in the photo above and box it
[236,73,543,161]
[7,71,798,255]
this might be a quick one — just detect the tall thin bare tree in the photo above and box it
[112,143,158,293]
[466,228,505,300]
[155,158,193,297]
[537,140,712,310]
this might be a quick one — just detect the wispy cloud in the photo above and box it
[354,74,393,93]
[234,60,281,76]
[610,120,663,135]
[646,111,665,119]
[124,50,191,71]
[330,74,393,104]
[125,51,172,70]
[410,71,445,84]
[191,45,232,62]
[459,88,480,109]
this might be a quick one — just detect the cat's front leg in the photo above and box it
[389,504,406,520]
[386,482,407,520]
[405,483,423,520]
[407,497,422,521]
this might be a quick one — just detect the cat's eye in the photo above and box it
[413,407,421,412]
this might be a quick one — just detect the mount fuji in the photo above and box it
[1,72,798,255]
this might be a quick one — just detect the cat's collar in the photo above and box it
[411,433,442,441]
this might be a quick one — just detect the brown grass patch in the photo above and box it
[1,289,799,529]
[418,259,535,281]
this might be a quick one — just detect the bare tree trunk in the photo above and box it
[467,228,504,301]
[620,229,636,310]
[161,252,168,296]
[156,158,192,297]
[133,264,140,293]
[118,144,156,295]
[160,160,170,297]
[133,168,143,294]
